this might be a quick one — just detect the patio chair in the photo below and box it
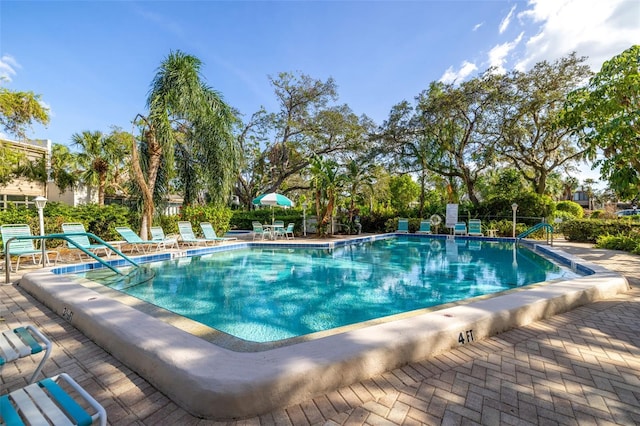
[1,224,59,271]
[150,226,179,250]
[115,226,163,253]
[0,372,107,425]
[272,220,286,239]
[200,222,237,243]
[417,220,431,234]
[453,222,467,236]
[61,222,111,260]
[177,222,210,246]
[468,219,484,237]
[0,324,52,384]
[252,222,271,240]
[396,218,409,233]
[284,223,295,240]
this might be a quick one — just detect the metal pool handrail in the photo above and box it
[4,232,139,283]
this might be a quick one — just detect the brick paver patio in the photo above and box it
[1,240,639,425]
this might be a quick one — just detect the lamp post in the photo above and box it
[34,196,47,265]
[302,202,307,237]
[511,203,518,238]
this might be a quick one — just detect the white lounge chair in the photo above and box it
[200,222,237,243]
[177,222,210,246]
[0,372,107,425]
[115,226,164,253]
[150,226,179,250]
[0,324,52,384]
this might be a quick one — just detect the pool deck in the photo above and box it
[1,237,640,424]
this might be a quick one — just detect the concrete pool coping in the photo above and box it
[18,235,629,420]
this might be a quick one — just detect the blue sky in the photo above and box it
[1,0,639,182]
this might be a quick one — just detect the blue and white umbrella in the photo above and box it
[252,192,294,224]
[252,192,294,208]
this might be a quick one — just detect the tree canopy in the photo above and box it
[0,86,50,140]
[563,45,640,200]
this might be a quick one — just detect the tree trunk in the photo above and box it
[130,128,162,240]
[535,171,547,195]
[98,172,106,206]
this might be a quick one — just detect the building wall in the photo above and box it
[48,183,98,206]
[0,138,50,209]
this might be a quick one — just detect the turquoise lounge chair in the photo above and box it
[115,226,163,253]
[468,219,484,236]
[1,224,59,271]
[396,218,409,233]
[453,222,467,236]
[62,222,111,259]
[177,221,210,246]
[200,222,237,243]
[150,226,179,250]
[0,372,107,425]
[417,220,431,234]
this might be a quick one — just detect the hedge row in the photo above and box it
[558,219,639,243]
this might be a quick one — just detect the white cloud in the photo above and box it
[0,54,20,82]
[440,61,478,84]
[473,22,484,31]
[488,32,524,74]
[499,5,517,34]
[515,0,640,72]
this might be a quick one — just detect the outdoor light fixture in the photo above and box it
[511,203,518,238]
[302,202,308,237]
[34,196,47,265]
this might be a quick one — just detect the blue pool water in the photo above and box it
[80,237,580,343]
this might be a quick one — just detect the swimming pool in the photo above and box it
[20,235,628,419]
[80,237,579,343]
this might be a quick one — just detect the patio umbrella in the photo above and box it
[252,192,294,224]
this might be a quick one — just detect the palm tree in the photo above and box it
[132,51,237,238]
[343,158,374,223]
[309,154,343,236]
[50,143,79,193]
[72,130,124,206]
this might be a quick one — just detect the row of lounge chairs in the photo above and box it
[396,218,485,236]
[0,221,239,271]
[116,222,237,252]
[0,324,107,425]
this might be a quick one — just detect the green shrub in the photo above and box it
[157,214,181,235]
[552,210,578,224]
[558,219,638,243]
[595,234,640,252]
[181,205,234,234]
[555,200,584,219]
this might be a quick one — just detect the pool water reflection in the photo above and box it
[80,237,580,342]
